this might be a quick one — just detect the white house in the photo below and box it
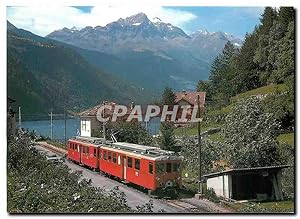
[78,101,132,137]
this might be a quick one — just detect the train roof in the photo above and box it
[70,136,182,161]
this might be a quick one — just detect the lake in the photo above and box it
[22,118,161,142]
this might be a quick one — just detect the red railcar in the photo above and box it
[67,136,183,194]
[67,138,100,169]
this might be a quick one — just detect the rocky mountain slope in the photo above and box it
[47,13,243,91]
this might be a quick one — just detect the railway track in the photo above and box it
[36,141,67,156]
[164,199,206,212]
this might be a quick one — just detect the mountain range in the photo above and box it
[47,13,243,91]
[7,13,243,116]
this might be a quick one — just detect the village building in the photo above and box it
[174,91,206,124]
[78,101,133,137]
[203,165,290,201]
[7,97,16,136]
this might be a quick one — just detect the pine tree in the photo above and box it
[159,122,176,151]
[161,87,176,105]
[278,7,295,32]
[196,80,209,92]
[258,7,278,35]
[233,29,261,93]
[208,41,238,106]
[254,7,278,85]
[196,80,212,101]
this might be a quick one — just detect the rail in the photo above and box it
[36,141,67,156]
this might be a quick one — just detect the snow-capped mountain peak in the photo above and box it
[151,17,162,23]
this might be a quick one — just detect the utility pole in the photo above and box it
[64,105,67,145]
[197,94,203,194]
[102,101,106,139]
[18,107,21,129]
[145,120,148,132]
[50,111,53,139]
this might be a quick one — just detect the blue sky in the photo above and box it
[168,7,264,38]
[8,6,264,38]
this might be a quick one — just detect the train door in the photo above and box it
[79,144,82,163]
[123,156,127,180]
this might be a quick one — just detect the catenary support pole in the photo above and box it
[50,111,53,139]
[18,107,21,129]
[197,94,202,194]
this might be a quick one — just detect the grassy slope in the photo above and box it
[226,200,294,212]
[231,83,288,102]
[175,83,291,140]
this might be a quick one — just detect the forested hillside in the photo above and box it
[197,7,294,130]
[7,22,153,118]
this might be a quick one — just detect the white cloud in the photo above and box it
[7,5,197,36]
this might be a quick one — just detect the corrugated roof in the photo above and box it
[203,165,291,178]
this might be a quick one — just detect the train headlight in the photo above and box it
[165,180,173,188]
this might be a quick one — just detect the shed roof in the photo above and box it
[203,165,290,178]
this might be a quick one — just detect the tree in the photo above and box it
[104,121,152,145]
[258,7,278,35]
[197,80,209,92]
[232,29,261,93]
[196,80,212,101]
[271,21,295,84]
[254,7,278,85]
[278,7,295,32]
[161,87,176,105]
[209,41,238,106]
[159,122,176,151]
[224,97,281,168]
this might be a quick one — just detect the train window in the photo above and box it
[103,151,107,160]
[135,159,140,170]
[87,147,89,154]
[74,144,77,150]
[127,157,132,168]
[156,163,165,175]
[108,152,112,161]
[118,155,121,165]
[82,146,85,153]
[94,148,97,157]
[149,162,153,174]
[166,163,172,173]
[113,153,117,163]
[173,163,180,172]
